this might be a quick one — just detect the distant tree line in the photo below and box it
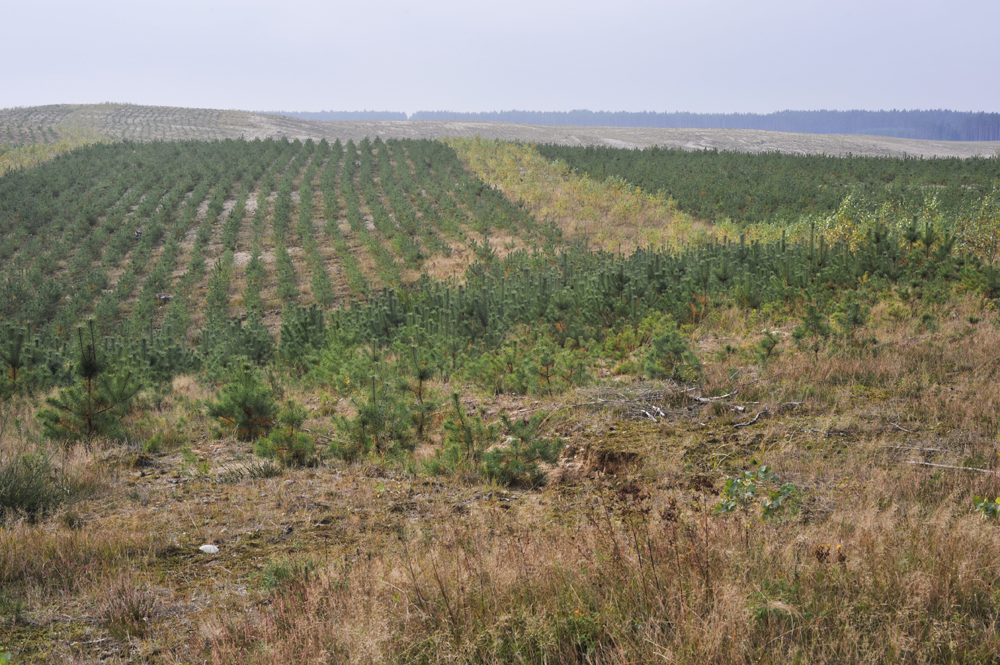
[256,109,1000,141]
[409,109,1000,141]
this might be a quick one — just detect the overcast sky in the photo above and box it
[2,0,998,114]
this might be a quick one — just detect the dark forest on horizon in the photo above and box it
[264,109,1000,141]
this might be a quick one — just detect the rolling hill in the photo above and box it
[3,103,1000,158]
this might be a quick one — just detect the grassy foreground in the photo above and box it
[4,289,1000,663]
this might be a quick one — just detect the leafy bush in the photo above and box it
[206,364,278,441]
[973,495,1000,519]
[714,465,798,519]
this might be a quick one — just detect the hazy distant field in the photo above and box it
[3,103,1000,158]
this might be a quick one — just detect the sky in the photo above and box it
[2,0,998,114]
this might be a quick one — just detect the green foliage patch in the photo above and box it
[537,143,1000,225]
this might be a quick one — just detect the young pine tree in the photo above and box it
[38,321,140,441]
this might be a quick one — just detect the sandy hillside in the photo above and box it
[2,104,999,158]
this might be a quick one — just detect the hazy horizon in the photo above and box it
[3,0,998,114]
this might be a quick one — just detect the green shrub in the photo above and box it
[403,344,440,441]
[255,400,316,467]
[714,465,798,519]
[0,452,66,522]
[602,314,667,361]
[757,329,781,365]
[973,496,1000,519]
[37,322,140,441]
[792,304,832,358]
[334,376,415,458]
[424,393,500,479]
[484,413,562,487]
[643,329,702,383]
[206,364,278,441]
[833,297,870,338]
[467,334,591,397]
[201,313,275,374]
[260,557,317,591]
[278,304,327,370]
[143,433,164,454]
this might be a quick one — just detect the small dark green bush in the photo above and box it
[207,364,278,441]
[757,329,781,365]
[643,329,702,383]
[335,376,415,458]
[484,413,562,487]
[792,304,832,358]
[424,393,500,479]
[278,304,327,370]
[255,400,316,467]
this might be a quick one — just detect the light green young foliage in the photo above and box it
[973,496,1000,520]
[467,333,591,397]
[715,465,798,519]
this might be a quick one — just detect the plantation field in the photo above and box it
[0,137,547,347]
[538,143,1000,224]
[5,133,1000,662]
[4,104,1000,159]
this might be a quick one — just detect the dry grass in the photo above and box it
[0,129,106,175]
[199,479,1000,664]
[6,297,1000,662]
[448,137,711,254]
